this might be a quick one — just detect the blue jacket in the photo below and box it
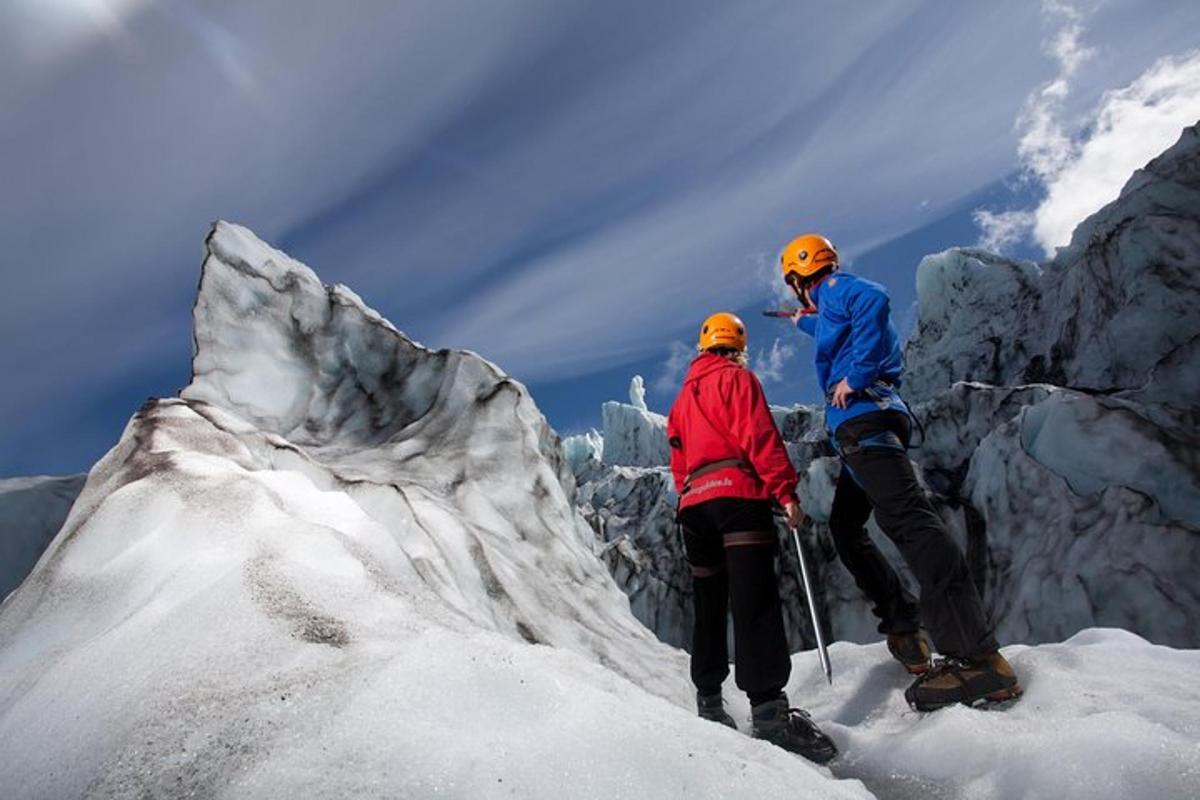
[795,272,908,433]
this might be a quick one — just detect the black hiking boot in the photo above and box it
[750,694,838,764]
[887,631,932,675]
[696,692,737,729]
[904,652,1023,711]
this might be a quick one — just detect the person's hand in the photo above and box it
[830,377,854,409]
[784,500,803,530]
[790,306,815,324]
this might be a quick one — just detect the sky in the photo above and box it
[2,0,1199,477]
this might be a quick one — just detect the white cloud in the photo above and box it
[651,335,795,397]
[1016,0,1095,182]
[974,208,1037,253]
[977,1,1200,256]
[751,337,796,385]
[652,341,696,396]
[1033,51,1200,251]
[5,0,1199,464]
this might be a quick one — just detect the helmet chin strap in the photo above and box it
[792,265,836,309]
[790,283,812,309]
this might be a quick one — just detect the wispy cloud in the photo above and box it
[974,208,1037,253]
[750,249,795,308]
[165,3,260,97]
[976,2,1200,255]
[1015,1,1096,182]
[751,337,797,385]
[5,1,1200,473]
[653,341,695,396]
[650,334,795,397]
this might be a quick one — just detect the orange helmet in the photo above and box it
[697,312,747,352]
[780,233,838,290]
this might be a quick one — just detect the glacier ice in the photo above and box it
[964,392,1199,645]
[905,124,1200,403]
[598,376,670,468]
[0,474,85,600]
[561,428,603,475]
[568,124,1200,652]
[902,125,1200,647]
[568,400,884,651]
[628,374,648,411]
[0,222,868,799]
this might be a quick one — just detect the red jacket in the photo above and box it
[667,352,799,511]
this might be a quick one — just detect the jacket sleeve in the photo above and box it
[795,314,817,338]
[727,369,798,507]
[844,282,892,391]
[666,409,686,497]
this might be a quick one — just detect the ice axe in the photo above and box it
[790,523,833,684]
[762,308,816,319]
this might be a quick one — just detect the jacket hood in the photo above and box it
[683,352,742,385]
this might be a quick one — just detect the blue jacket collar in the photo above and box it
[809,272,835,308]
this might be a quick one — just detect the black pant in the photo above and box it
[678,498,790,705]
[831,411,998,659]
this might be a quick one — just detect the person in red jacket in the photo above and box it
[667,312,837,764]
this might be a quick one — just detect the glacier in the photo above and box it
[0,222,870,799]
[0,126,1197,799]
[905,124,1200,647]
[568,125,1200,652]
[598,375,671,469]
[0,214,1197,797]
[567,381,895,651]
[0,474,86,601]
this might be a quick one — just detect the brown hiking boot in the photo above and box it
[905,652,1022,711]
[886,632,931,675]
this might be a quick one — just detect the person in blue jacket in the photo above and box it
[779,232,1022,711]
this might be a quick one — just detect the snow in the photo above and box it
[0,474,85,600]
[0,222,867,799]
[796,628,1200,800]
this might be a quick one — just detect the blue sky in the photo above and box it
[2,0,1198,477]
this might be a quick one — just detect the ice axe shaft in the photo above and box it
[790,525,833,684]
[762,308,816,319]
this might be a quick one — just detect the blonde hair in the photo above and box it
[699,345,749,367]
